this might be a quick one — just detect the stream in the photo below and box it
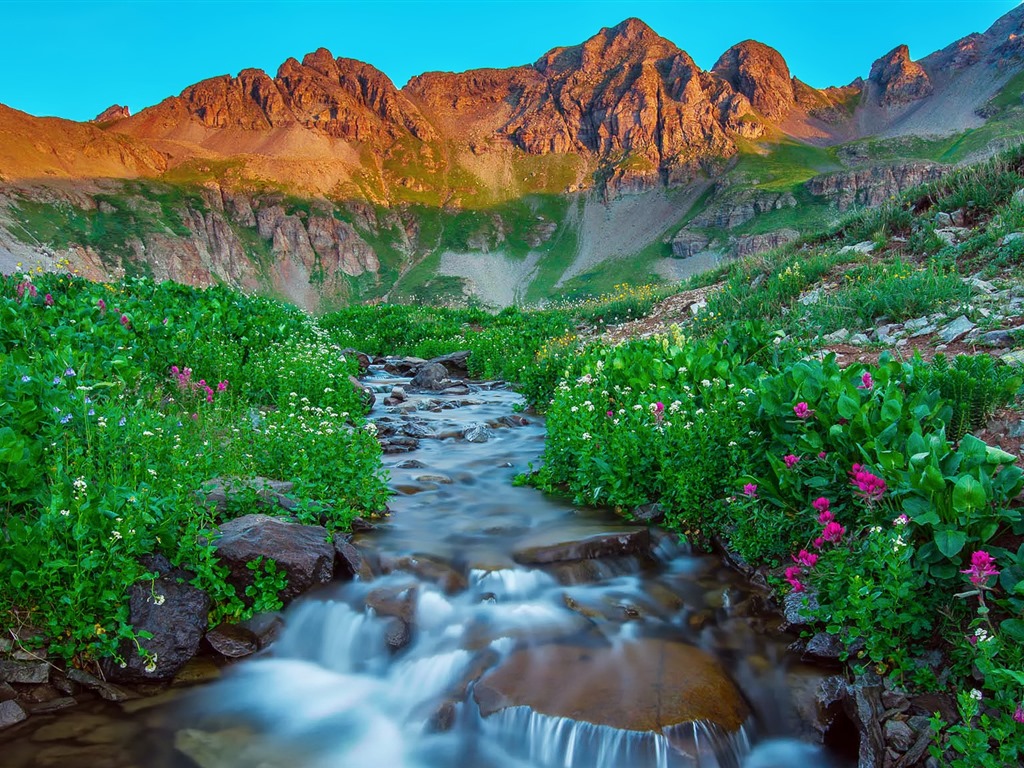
[1,371,841,768]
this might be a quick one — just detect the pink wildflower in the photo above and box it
[793,550,819,568]
[606,410,613,418]
[1014,704,1024,724]
[893,514,909,526]
[784,454,800,469]
[742,483,758,497]
[784,566,806,592]
[793,402,812,419]
[818,451,827,460]
[820,521,846,544]
[961,550,1000,588]
[813,537,825,549]
[818,510,835,524]
[850,465,887,502]
[857,371,874,390]
[812,497,831,512]
[97,298,106,314]
[119,314,130,328]
[44,293,54,306]
[217,380,228,392]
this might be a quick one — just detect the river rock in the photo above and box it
[65,669,133,702]
[383,386,407,406]
[429,350,471,377]
[348,375,376,411]
[384,356,427,376]
[513,527,651,564]
[463,423,492,443]
[102,566,211,683]
[206,623,258,658]
[386,555,468,594]
[0,681,15,702]
[473,639,749,732]
[409,363,451,392]
[340,348,371,373]
[203,477,296,514]
[0,659,49,684]
[843,672,886,768]
[383,617,412,653]
[333,535,374,580]
[630,502,665,524]
[394,459,427,469]
[213,514,335,605]
[0,699,27,730]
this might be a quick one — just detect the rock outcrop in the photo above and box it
[690,189,797,229]
[91,105,131,123]
[711,40,795,122]
[805,162,948,211]
[868,46,933,106]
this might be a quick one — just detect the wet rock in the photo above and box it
[348,375,376,411]
[416,474,453,484]
[802,632,844,662]
[402,420,437,439]
[513,528,651,564]
[884,719,914,752]
[0,699,27,729]
[383,385,407,406]
[333,535,374,580]
[781,590,818,630]
[383,356,427,376]
[66,669,134,702]
[381,435,420,453]
[0,659,49,684]
[383,617,412,653]
[409,362,451,392]
[463,423,492,443]
[24,696,77,714]
[351,516,377,532]
[0,681,15,701]
[429,350,471,377]
[206,623,258,658]
[387,555,468,594]
[102,567,211,683]
[426,700,458,732]
[937,315,975,343]
[394,459,427,469]
[499,414,530,427]
[631,502,665,524]
[365,585,417,623]
[340,347,371,373]
[474,639,749,732]
[240,612,285,650]
[173,656,221,685]
[203,476,296,514]
[441,383,472,396]
[213,514,335,606]
[843,672,887,768]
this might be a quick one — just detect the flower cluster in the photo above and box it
[850,463,887,503]
[961,550,1000,588]
[169,366,228,404]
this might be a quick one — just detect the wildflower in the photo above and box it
[793,550,818,568]
[144,656,158,673]
[44,293,54,306]
[893,514,909,526]
[818,510,835,524]
[60,509,70,517]
[793,402,812,419]
[153,594,166,606]
[53,376,61,385]
[850,465,887,502]
[857,371,874,390]
[784,566,805,592]
[120,314,130,328]
[581,432,592,440]
[111,530,122,541]
[20,375,29,383]
[217,380,228,392]
[97,298,106,314]
[969,689,983,701]
[60,413,73,425]
[118,416,126,426]
[817,451,827,460]
[364,422,378,436]
[812,497,830,512]
[1014,704,1024,724]
[64,367,76,377]
[961,550,1000,588]
[783,454,800,469]
[606,410,614,418]
[820,521,846,544]
[742,483,758,497]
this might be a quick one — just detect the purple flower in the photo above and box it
[52,376,61,385]
[793,402,812,419]
[44,293,54,306]
[784,565,806,592]
[793,549,818,568]
[857,371,874,390]
[820,521,846,544]
[60,413,73,425]
[1014,704,1024,724]
[64,367,76,378]
[850,465,887,502]
[961,550,1000,588]
[783,454,800,469]
[742,483,758,497]
[118,416,126,427]
[20,375,30,383]
[812,497,831,512]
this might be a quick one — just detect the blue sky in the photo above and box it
[2,0,1020,121]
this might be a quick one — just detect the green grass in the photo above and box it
[731,137,842,192]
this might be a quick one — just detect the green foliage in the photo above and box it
[0,272,388,665]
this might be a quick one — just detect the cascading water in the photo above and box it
[0,369,843,768]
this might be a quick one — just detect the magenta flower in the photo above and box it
[97,298,106,314]
[742,483,758,497]
[119,314,130,328]
[793,402,812,419]
[783,454,800,469]
[962,550,1000,588]
[813,537,825,549]
[606,410,613,418]
[820,521,846,544]
[44,293,54,306]
[793,549,818,568]
[818,510,835,524]
[817,451,827,460]
[1014,704,1024,724]
[850,465,887,502]
[783,566,806,592]
[217,380,228,392]
[857,371,874,390]
[812,497,831,512]
[893,514,909,526]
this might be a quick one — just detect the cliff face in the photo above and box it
[805,162,948,211]
[869,46,933,106]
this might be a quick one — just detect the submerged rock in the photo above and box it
[513,527,651,564]
[474,639,749,732]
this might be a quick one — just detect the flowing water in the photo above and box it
[1,372,841,768]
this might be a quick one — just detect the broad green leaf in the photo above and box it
[1000,619,1024,643]
[934,528,967,558]
[952,475,986,515]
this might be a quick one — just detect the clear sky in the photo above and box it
[2,0,1020,121]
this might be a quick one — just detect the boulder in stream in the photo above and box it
[513,527,651,564]
[473,639,750,733]
[213,514,334,606]
[409,363,451,392]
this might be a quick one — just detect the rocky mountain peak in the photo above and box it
[710,40,794,122]
[869,45,933,106]
[91,104,130,123]
[536,17,680,75]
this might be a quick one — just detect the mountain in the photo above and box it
[2,7,1024,309]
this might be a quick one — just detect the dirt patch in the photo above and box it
[600,284,723,344]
